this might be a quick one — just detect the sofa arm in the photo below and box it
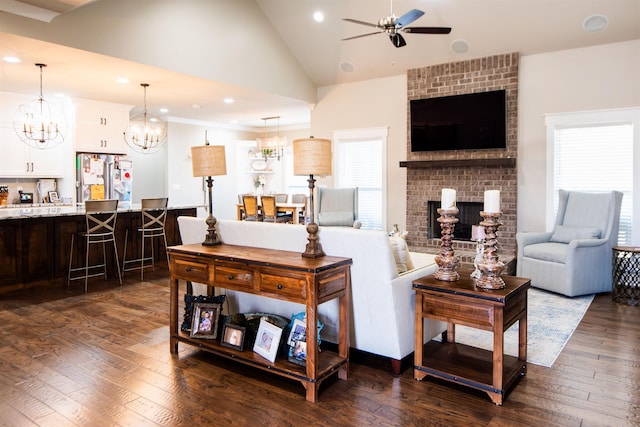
[516,231,553,247]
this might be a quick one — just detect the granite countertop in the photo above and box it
[0,203,203,220]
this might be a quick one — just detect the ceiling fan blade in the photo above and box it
[389,33,406,48]
[404,26,452,34]
[342,31,381,41]
[343,18,379,28]
[396,9,424,27]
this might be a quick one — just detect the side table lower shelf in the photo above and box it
[414,340,526,398]
[172,331,348,386]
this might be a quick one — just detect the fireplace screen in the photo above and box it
[428,201,484,241]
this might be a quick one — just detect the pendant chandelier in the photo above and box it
[123,83,167,154]
[13,63,67,149]
[256,116,287,160]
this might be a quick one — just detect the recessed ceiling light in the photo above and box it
[313,11,324,22]
[340,61,354,73]
[224,97,234,104]
[451,39,469,53]
[583,14,608,32]
[3,56,21,64]
[116,77,129,84]
[192,104,201,109]
[160,107,168,113]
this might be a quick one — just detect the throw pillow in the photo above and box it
[549,225,601,244]
[389,235,414,273]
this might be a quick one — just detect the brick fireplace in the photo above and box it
[403,53,519,265]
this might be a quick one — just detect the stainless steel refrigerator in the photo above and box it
[76,153,133,203]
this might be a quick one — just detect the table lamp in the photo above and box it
[293,136,332,258]
[191,138,227,246]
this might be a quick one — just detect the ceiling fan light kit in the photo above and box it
[342,1,451,48]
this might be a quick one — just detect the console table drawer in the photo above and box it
[261,273,306,300]
[422,294,494,329]
[215,265,254,290]
[172,258,210,283]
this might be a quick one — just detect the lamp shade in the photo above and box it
[191,145,227,177]
[293,137,332,176]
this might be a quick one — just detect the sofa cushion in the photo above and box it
[523,242,568,263]
[550,225,601,244]
[389,235,414,273]
[318,211,354,226]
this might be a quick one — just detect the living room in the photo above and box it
[0,1,639,425]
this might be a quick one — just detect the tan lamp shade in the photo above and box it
[191,145,227,177]
[293,137,332,176]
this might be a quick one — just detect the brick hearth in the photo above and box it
[404,53,519,266]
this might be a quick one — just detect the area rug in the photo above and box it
[438,288,594,367]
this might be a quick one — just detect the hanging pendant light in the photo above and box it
[256,116,287,160]
[123,83,167,154]
[13,63,67,149]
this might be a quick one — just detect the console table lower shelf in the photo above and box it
[167,243,352,402]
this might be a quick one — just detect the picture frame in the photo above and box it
[190,302,222,339]
[220,323,246,351]
[287,318,306,347]
[253,318,283,363]
[48,191,60,203]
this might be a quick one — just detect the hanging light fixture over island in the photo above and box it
[123,83,167,154]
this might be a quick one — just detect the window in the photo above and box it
[333,128,388,230]
[546,108,640,245]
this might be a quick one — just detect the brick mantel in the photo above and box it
[405,53,519,259]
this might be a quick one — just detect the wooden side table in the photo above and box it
[612,246,640,306]
[413,272,530,405]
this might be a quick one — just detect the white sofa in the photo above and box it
[177,217,445,374]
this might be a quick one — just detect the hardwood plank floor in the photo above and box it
[0,269,638,426]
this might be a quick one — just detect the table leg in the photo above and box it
[519,311,528,376]
[338,270,351,380]
[491,308,504,405]
[414,291,427,380]
[169,277,179,354]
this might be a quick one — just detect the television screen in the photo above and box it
[410,90,507,152]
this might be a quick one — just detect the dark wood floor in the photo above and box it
[0,269,638,426]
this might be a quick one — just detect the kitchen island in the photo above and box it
[0,203,200,295]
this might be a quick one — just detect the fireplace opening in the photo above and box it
[428,201,484,241]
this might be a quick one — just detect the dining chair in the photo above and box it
[261,195,291,223]
[275,194,288,203]
[291,193,307,224]
[122,197,169,281]
[68,199,122,292]
[242,195,261,221]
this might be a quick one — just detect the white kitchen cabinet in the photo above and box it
[75,99,131,154]
[0,91,66,178]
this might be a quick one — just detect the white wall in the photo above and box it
[518,39,640,231]
[311,40,640,233]
[312,75,408,231]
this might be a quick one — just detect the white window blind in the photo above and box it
[334,128,387,231]
[552,123,633,245]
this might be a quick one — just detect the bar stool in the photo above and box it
[68,199,122,292]
[122,197,169,280]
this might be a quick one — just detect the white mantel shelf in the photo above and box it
[399,158,516,168]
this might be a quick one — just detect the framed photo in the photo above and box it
[190,302,222,339]
[253,318,283,363]
[287,318,306,347]
[292,341,307,360]
[221,324,246,351]
[48,191,60,203]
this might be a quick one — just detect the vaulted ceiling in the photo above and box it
[1,0,639,130]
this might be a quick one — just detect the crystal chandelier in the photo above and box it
[13,63,66,149]
[256,116,287,160]
[123,83,167,154]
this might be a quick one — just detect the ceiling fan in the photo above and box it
[342,0,451,48]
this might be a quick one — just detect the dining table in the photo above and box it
[236,202,305,224]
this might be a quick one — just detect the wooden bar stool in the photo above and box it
[68,199,122,292]
[122,197,169,280]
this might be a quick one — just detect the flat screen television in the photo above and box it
[410,90,506,152]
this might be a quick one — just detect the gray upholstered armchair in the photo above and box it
[516,189,623,297]
[317,187,362,228]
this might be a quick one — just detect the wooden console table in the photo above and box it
[413,272,530,405]
[167,243,352,402]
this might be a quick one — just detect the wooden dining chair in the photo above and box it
[242,195,261,221]
[261,195,291,223]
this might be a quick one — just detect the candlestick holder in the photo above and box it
[471,239,484,280]
[434,207,459,281]
[477,211,505,289]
